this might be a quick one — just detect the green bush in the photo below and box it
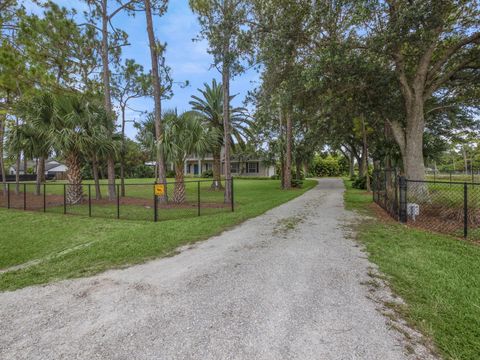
[165,169,175,178]
[291,179,303,188]
[352,175,371,190]
[201,169,213,178]
[312,155,344,177]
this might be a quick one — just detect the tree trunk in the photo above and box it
[279,108,285,188]
[101,0,116,201]
[92,155,102,200]
[65,153,83,205]
[35,156,45,196]
[463,146,468,175]
[120,105,126,197]
[0,118,6,196]
[222,58,232,203]
[283,109,292,189]
[361,117,371,191]
[145,0,167,201]
[295,159,302,180]
[15,156,20,195]
[349,149,355,178]
[173,161,186,204]
[211,147,223,190]
[403,110,426,180]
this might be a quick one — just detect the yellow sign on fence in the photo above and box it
[154,184,165,196]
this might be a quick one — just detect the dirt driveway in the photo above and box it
[0,178,434,359]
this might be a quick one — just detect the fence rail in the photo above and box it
[0,179,234,222]
[373,170,480,240]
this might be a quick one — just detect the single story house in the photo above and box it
[147,148,275,178]
[183,154,275,177]
[9,159,68,178]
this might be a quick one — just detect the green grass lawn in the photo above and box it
[0,179,317,292]
[344,179,480,360]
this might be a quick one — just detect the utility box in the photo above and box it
[407,203,420,221]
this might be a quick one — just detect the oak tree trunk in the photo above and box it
[361,118,371,192]
[283,109,293,190]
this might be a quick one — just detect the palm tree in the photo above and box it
[11,94,53,196]
[84,102,119,200]
[161,110,218,203]
[189,79,251,190]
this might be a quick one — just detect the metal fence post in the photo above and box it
[7,183,10,209]
[394,170,399,219]
[464,182,468,238]
[197,181,200,216]
[23,183,26,210]
[153,185,158,222]
[43,183,46,212]
[231,178,234,212]
[63,184,66,214]
[116,184,120,219]
[399,176,407,223]
[88,184,92,217]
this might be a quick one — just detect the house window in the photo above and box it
[247,162,259,174]
[231,162,239,173]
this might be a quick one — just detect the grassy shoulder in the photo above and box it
[343,179,480,360]
[0,179,317,292]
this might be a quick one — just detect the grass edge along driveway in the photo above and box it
[0,179,317,292]
[343,179,480,360]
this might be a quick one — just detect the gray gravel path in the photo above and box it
[0,179,422,359]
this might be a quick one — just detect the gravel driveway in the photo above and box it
[0,178,432,359]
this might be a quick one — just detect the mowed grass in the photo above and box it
[344,180,480,360]
[0,179,316,291]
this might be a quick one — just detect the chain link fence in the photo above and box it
[0,179,234,222]
[373,169,480,240]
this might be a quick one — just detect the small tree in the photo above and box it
[161,110,218,203]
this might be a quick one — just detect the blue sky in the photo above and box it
[22,0,259,138]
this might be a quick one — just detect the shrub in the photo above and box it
[291,179,303,188]
[352,175,371,190]
[312,155,343,177]
[201,169,213,178]
[165,169,175,178]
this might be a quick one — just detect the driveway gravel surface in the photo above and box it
[0,178,434,359]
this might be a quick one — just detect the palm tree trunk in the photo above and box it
[92,155,102,200]
[173,161,186,204]
[35,156,45,196]
[65,153,83,205]
[211,147,223,190]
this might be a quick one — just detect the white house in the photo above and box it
[147,148,275,178]
[9,159,68,178]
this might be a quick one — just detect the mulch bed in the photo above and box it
[0,192,229,211]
